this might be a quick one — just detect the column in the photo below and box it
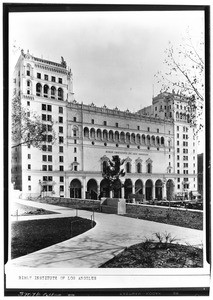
[162,182,167,199]
[82,177,86,199]
[152,184,155,200]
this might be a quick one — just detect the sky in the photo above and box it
[9,10,204,112]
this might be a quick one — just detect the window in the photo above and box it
[28,176,31,181]
[178,184,180,189]
[60,176,64,182]
[48,155,52,162]
[59,136,64,143]
[74,140,77,144]
[42,104,46,110]
[59,116,63,123]
[147,163,152,174]
[47,135,52,142]
[44,74,48,80]
[47,115,52,121]
[91,119,94,124]
[60,186,64,192]
[73,116,76,122]
[59,156,64,162]
[177,170,180,174]
[126,162,131,173]
[42,155,47,162]
[28,164,31,169]
[74,157,77,162]
[28,185,31,191]
[59,78,62,84]
[48,165,53,171]
[59,107,63,114]
[59,126,63,133]
[48,176,53,181]
[27,101,30,106]
[137,163,141,173]
[177,148,180,153]
[28,154,31,159]
[74,165,78,171]
[47,125,52,132]
[178,178,180,182]
[137,126,140,130]
[157,128,159,133]
[74,147,77,153]
[48,186,53,192]
[42,114,46,121]
[59,165,64,171]
[147,127,150,132]
[59,146,63,153]
[48,145,52,152]
[116,123,118,128]
[42,165,47,171]
[37,73,41,79]
[177,141,179,146]
[103,121,107,126]
[177,126,179,131]
[177,163,180,167]
[51,76,56,82]
[42,145,47,151]
[47,105,52,112]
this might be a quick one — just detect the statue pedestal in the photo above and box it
[101,198,126,215]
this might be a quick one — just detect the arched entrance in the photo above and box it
[70,179,81,199]
[124,179,132,199]
[87,179,98,200]
[155,179,162,200]
[166,179,175,201]
[145,179,153,200]
[100,179,110,198]
[135,179,143,196]
[113,179,122,198]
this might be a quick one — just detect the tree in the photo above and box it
[102,155,126,197]
[155,32,204,132]
[11,96,56,148]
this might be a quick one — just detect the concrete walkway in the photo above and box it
[6,199,204,268]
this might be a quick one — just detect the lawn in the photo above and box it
[125,205,203,230]
[11,203,56,216]
[100,240,203,268]
[11,217,95,259]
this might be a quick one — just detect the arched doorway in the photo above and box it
[166,179,175,201]
[124,179,132,199]
[70,179,82,199]
[155,179,162,200]
[87,179,98,200]
[145,179,153,200]
[113,179,122,198]
[135,179,143,200]
[100,179,110,198]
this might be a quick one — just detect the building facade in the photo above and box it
[11,51,198,201]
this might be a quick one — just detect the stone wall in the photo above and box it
[35,197,101,210]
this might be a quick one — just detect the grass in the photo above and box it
[125,206,203,230]
[11,217,95,259]
[100,240,203,268]
[11,203,56,216]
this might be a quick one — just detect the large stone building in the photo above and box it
[11,51,198,201]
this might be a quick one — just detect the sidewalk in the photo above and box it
[6,199,204,268]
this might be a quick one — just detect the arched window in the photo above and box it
[147,163,152,174]
[51,86,56,99]
[126,132,130,143]
[26,64,31,76]
[103,130,108,140]
[126,162,131,173]
[103,161,108,173]
[27,80,31,87]
[43,85,49,97]
[84,127,89,138]
[97,129,102,140]
[36,83,42,96]
[58,88,63,100]
[161,137,164,145]
[131,133,135,143]
[137,163,141,173]
[120,132,125,143]
[115,131,119,141]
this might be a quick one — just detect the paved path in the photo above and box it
[6,199,203,268]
